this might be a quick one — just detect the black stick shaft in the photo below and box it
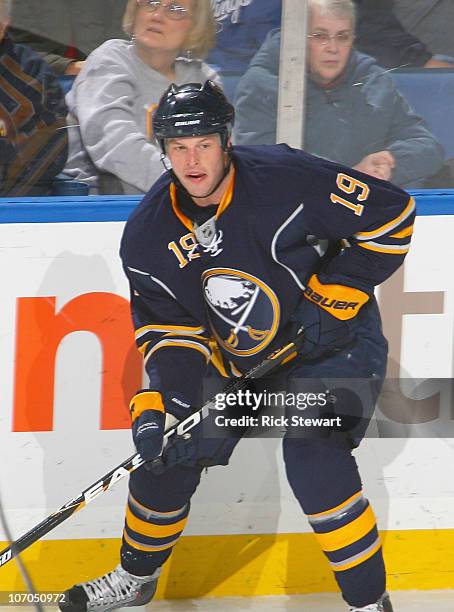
[0,330,304,568]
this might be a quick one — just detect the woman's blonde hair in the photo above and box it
[122,0,216,59]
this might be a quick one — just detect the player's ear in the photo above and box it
[223,135,233,152]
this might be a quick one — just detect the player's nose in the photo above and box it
[186,148,200,166]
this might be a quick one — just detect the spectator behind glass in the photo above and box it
[0,0,68,197]
[205,0,450,98]
[63,0,218,195]
[234,0,444,189]
[206,0,281,98]
[8,0,128,76]
[393,0,454,61]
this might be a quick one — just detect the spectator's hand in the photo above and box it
[424,58,454,69]
[353,151,395,181]
[64,61,85,76]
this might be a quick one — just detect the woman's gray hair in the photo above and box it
[308,0,356,27]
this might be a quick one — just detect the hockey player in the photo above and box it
[60,81,414,611]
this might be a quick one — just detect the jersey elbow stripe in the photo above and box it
[390,224,414,239]
[358,241,410,255]
[135,324,207,342]
[354,196,415,241]
[137,333,210,355]
[144,339,212,365]
[138,340,150,355]
[314,504,377,552]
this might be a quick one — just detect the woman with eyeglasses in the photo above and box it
[234,0,445,189]
[63,0,218,194]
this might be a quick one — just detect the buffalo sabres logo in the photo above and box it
[202,268,280,356]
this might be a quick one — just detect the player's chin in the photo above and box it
[183,176,209,193]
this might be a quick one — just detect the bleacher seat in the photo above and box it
[391,68,454,158]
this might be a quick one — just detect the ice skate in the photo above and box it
[59,564,159,612]
[349,592,393,611]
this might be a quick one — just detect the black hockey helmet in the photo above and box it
[152,80,235,153]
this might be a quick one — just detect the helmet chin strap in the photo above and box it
[160,148,233,201]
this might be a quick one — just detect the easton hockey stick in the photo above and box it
[0,329,304,568]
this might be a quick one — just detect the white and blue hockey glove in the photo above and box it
[293,274,370,360]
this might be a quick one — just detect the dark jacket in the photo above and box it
[0,34,68,196]
[393,0,454,57]
[234,30,444,188]
[9,0,127,75]
[354,0,432,68]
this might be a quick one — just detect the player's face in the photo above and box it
[166,134,229,204]
[307,9,353,86]
[133,0,193,56]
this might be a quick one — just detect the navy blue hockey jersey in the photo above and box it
[120,145,414,407]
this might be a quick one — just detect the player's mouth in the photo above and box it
[185,172,207,183]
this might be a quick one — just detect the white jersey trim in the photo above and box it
[271,204,306,291]
[127,266,177,299]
